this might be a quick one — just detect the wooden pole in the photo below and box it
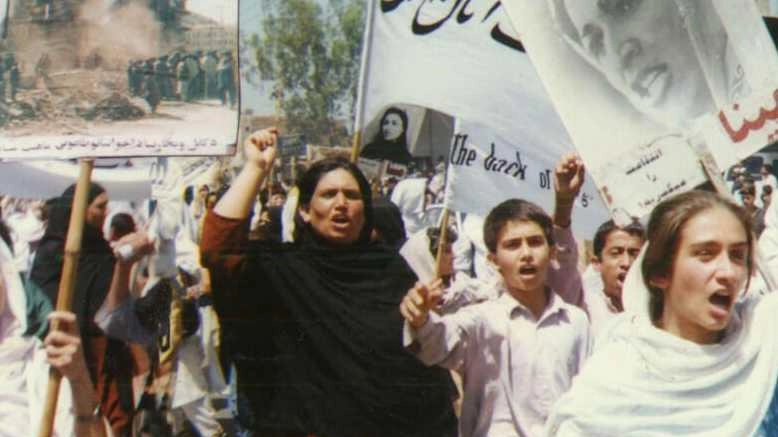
[38,159,99,437]
[434,208,451,278]
[349,130,362,164]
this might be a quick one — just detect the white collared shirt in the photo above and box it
[405,290,592,437]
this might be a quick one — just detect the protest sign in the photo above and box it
[278,134,307,159]
[502,0,778,219]
[0,0,239,159]
[358,0,608,234]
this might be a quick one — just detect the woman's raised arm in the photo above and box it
[215,127,279,219]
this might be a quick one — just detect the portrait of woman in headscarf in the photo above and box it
[548,0,750,129]
[360,106,414,166]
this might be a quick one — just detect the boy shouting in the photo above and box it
[401,153,591,437]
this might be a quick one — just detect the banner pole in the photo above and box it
[38,159,102,437]
[350,0,377,163]
[434,208,451,278]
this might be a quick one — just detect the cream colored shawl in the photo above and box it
[546,248,778,437]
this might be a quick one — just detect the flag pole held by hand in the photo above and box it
[38,159,96,437]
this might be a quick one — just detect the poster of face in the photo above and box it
[0,0,239,159]
[359,103,453,170]
[502,0,778,219]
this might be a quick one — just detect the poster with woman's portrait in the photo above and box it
[502,0,778,218]
[359,103,454,172]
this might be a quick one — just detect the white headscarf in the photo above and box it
[546,247,778,437]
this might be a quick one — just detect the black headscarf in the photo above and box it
[204,160,456,437]
[29,182,112,336]
[211,230,457,437]
[29,183,135,424]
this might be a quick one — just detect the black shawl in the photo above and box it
[360,139,414,166]
[214,228,457,437]
[29,185,114,337]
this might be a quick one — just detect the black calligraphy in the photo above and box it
[450,133,477,166]
[382,0,523,52]
[484,142,527,179]
[539,169,551,190]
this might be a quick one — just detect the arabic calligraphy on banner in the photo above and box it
[697,86,778,167]
[0,136,235,159]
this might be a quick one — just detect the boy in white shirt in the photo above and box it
[400,154,591,437]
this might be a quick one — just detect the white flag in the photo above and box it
[361,0,608,235]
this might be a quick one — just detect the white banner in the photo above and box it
[362,0,608,235]
[502,0,778,219]
[0,160,151,200]
[445,119,607,235]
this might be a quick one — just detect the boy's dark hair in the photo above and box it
[110,213,136,240]
[592,219,645,259]
[765,163,774,173]
[426,226,458,257]
[483,199,554,254]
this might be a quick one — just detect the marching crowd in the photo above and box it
[2,126,778,437]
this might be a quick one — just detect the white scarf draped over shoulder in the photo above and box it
[546,247,778,437]
[0,239,77,437]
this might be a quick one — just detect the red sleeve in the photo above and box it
[200,210,249,280]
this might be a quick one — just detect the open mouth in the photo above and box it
[331,216,350,226]
[709,291,733,314]
[630,63,670,105]
[518,265,538,275]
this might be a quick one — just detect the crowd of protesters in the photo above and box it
[127,49,237,112]
[3,127,778,437]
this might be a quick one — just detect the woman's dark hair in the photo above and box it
[642,190,754,322]
[373,107,408,144]
[294,157,374,243]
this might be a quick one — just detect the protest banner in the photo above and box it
[501,0,778,220]
[444,119,604,232]
[356,0,608,235]
[0,158,152,199]
[0,2,241,434]
[0,1,239,159]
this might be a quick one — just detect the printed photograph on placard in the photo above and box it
[502,0,778,217]
[0,0,239,158]
[359,103,453,172]
[548,0,752,130]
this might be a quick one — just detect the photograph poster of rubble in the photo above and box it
[0,0,239,159]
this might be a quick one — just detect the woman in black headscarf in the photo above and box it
[201,128,457,437]
[29,183,135,437]
[360,107,414,166]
